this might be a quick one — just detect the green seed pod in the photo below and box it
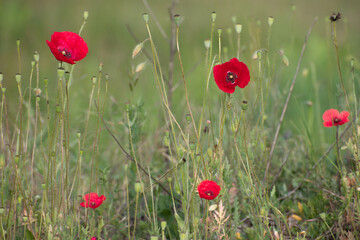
[44,78,48,87]
[211,12,217,22]
[2,88,6,93]
[142,13,149,23]
[91,76,97,84]
[16,39,20,47]
[235,24,242,34]
[57,68,65,79]
[204,39,211,49]
[217,28,222,36]
[34,51,40,63]
[31,61,35,67]
[65,71,70,81]
[161,221,167,230]
[15,73,21,84]
[268,16,274,27]
[241,100,248,111]
[83,11,89,21]
[173,14,181,26]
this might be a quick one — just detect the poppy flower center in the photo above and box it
[58,47,72,59]
[333,117,340,123]
[90,202,96,207]
[226,71,237,84]
[205,190,214,196]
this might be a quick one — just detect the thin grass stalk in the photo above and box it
[25,62,35,151]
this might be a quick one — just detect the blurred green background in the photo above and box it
[1,0,359,128]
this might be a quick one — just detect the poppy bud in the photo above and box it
[173,14,181,26]
[142,13,149,23]
[44,78,48,87]
[16,39,20,48]
[211,12,217,22]
[161,221,167,230]
[150,237,158,240]
[99,62,104,72]
[125,102,130,112]
[57,68,65,79]
[0,72,3,84]
[76,132,81,139]
[135,182,143,193]
[163,130,170,147]
[350,58,354,69]
[268,16,274,27]
[15,73,21,84]
[282,55,289,66]
[319,213,326,221]
[31,61,35,67]
[2,88,6,93]
[33,51,40,63]
[56,105,61,113]
[15,155,20,164]
[22,217,28,223]
[204,39,211,49]
[105,74,110,80]
[83,11,89,21]
[135,61,146,73]
[235,24,242,34]
[273,230,280,240]
[132,42,144,59]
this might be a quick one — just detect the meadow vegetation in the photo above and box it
[1,0,360,239]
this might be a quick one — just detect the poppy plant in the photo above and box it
[80,193,106,209]
[213,58,250,94]
[46,31,88,64]
[322,109,349,127]
[197,180,221,200]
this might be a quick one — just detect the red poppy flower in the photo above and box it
[197,180,221,200]
[322,109,349,127]
[46,31,88,64]
[80,193,106,209]
[213,58,250,94]
[91,238,97,240]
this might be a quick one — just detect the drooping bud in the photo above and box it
[211,12,217,22]
[34,88,42,97]
[83,11,89,21]
[132,42,144,59]
[282,55,289,66]
[135,61,147,73]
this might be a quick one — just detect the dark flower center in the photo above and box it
[226,71,237,84]
[58,47,72,58]
[333,118,340,123]
[205,190,214,196]
[90,202,96,207]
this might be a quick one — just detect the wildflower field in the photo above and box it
[1,0,360,239]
